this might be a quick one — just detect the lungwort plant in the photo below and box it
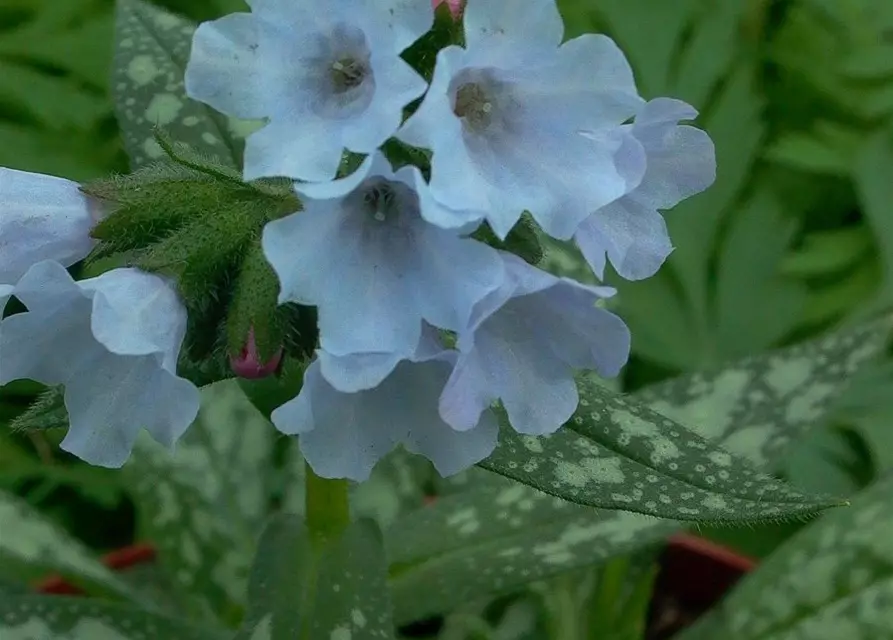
[0,1,891,639]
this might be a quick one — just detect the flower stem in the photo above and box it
[304,461,350,542]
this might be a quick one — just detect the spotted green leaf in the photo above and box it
[679,473,893,640]
[481,378,837,523]
[112,0,248,169]
[635,317,892,469]
[236,516,395,640]
[387,478,673,624]
[0,595,225,640]
[122,381,277,623]
[386,319,889,622]
[0,491,137,601]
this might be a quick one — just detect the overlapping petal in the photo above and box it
[262,152,503,391]
[574,98,716,280]
[440,253,630,436]
[0,168,96,284]
[186,1,431,182]
[398,9,645,240]
[0,261,200,467]
[272,347,498,481]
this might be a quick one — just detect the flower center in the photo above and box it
[453,82,494,129]
[330,57,367,93]
[364,184,397,222]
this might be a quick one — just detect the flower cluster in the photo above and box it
[0,0,714,480]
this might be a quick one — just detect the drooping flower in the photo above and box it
[0,168,97,285]
[185,0,432,182]
[230,327,283,379]
[574,98,716,281]
[272,337,498,481]
[397,0,646,240]
[262,152,503,392]
[0,261,201,468]
[440,252,630,436]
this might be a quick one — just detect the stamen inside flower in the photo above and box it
[454,83,494,128]
[364,184,397,222]
[331,57,367,93]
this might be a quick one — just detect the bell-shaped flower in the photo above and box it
[397,0,646,240]
[0,168,97,285]
[185,0,432,182]
[574,98,717,280]
[0,261,201,468]
[272,336,498,481]
[262,152,503,392]
[440,253,630,436]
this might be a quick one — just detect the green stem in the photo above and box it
[304,462,350,542]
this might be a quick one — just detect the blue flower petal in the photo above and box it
[187,1,430,181]
[442,254,630,435]
[263,152,503,387]
[272,355,498,481]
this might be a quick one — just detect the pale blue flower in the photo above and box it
[574,98,717,280]
[440,253,630,436]
[262,152,503,392]
[0,261,200,468]
[272,338,498,481]
[185,0,432,182]
[0,168,97,285]
[397,0,646,240]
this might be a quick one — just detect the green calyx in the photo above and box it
[81,133,316,386]
[473,212,546,266]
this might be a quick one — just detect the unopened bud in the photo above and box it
[230,327,283,379]
[432,0,463,18]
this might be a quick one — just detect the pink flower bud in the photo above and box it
[230,328,283,379]
[432,0,463,18]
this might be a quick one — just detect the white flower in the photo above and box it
[185,0,432,182]
[574,98,716,280]
[272,335,498,481]
[0,168,97,285]
[397,0,646,240]
[262,152,503,393]
[0,261,200,468]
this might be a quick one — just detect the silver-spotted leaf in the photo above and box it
[386,319,889,621]
[387,478,673,624]
[236,516,394,640]
[122,381,276,623]
[112,0,246,169]
[635,317,892,468]
[481,378,838,523]
[679,473,893,640]
[0,491,136,601]
[0,595,225,640]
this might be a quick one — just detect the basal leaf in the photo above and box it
[386,319,889,621]
[0,490,135,600]
[480,378,837,523]
[387,478,673,624]
[236,516,395,640]
[122,381,277,623]
[679,472,893,640]
[0,595,225,640]
[636,317,891,468]
[112,0,242,169]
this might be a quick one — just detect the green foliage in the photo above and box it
[0,596,226,640]
[235,516,394,640]
[0,492,136,600]
[680,472,893,640]
[482,378,838,523]
[112,0,248,169]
